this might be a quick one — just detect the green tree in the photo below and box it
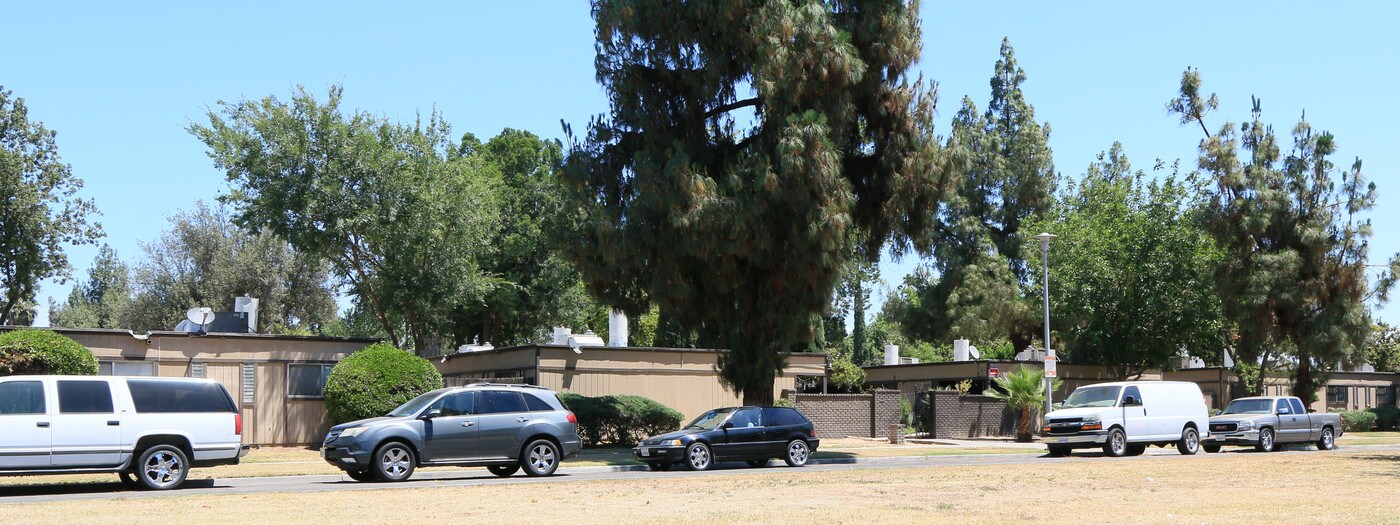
[1028,144,1226,379]
[1169,69,1400,403]
[1365,322,1400,373]
[0,86,103,324]
[48,244,132,329]
[985,366,1060,442]
[120,202,338,333]
[901,39,1052,350]
[189,86,502,354]
[562,0,952,405]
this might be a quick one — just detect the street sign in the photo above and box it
[988,365,999,378]
[1044,355,1057,378]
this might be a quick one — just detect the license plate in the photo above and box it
[1051,437,1069,443]
[639,448,649,456]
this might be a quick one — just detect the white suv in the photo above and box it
[0,375,248,490]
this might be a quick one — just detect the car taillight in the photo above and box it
[567,411,577,424]
[235,413,243,435]
[810,428,818,438]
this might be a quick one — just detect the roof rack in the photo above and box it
[462,382,549,390]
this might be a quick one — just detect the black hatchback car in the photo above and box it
[633,406,820,471]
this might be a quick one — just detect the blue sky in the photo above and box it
[4,1,1398,328]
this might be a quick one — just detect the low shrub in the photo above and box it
[324,343,443,424]
[1339,410,1378,432]
[559,392,683,447]
[1367,405,1400,431]
[0,329,97,376]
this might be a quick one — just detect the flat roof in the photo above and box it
[1,325,381,344]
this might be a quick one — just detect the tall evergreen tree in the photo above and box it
[562,0,954,404]
[893,38,1053,350]
[48,244,132,329]
[1169,69,1400,403]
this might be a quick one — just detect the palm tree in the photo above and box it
[985,367,1062,442]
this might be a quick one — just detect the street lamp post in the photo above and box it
[1033,232,1057,417]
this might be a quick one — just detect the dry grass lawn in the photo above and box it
[5,449,1397,524]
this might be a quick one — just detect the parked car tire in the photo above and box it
[746,459,768,468]
[1125,443,1147,456]
[1045,445,1071,457]
[1102,428,1128,457]
[1316,427,1336,450]
[345,469,377,482]
[646,462,672,471]
[488,464,520,477]
[685,442,712,471]
[372,442,417,482]
[1177,427,1200,455]
[520,439,561,477]
[1202,444,1221,453]
[135,445,189,490]
[1255,428,1277,452]
[783,439,811,467]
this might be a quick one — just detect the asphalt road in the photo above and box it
[4,444,1396,504]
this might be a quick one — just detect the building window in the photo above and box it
[1379,386,1397,407]
[1326,386,1348,407]
[241,363,256,404]
[288,363,334,398]
[190,362,206,378]
[98,361,155,376]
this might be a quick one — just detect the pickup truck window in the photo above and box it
[1289,398,1307,414]
[57,380,114,414]
[1222,399,1273,414]
[1062,386,1122,408]
[0,381,45,414]
[1275,399,1291,413]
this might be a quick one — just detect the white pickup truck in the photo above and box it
[1204,396,1343,452]
[0,375,248,489]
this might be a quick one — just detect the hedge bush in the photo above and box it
[1339,410,1378,432]
[1368,405,1400,431]
[324,343,443,424]
[559,392,683,447]
[0,329,98,376]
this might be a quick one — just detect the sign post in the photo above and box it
[1044,355,1057,378]
[988,365,1000,379]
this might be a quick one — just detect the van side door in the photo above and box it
[1120,386,1148,439]
[51,379,123,467]
[0,379,52,469]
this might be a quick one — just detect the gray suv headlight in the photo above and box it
[339,426,368,438]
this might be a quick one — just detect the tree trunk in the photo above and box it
[1293,358,1316,406]
[1017,406,1033,442]
[741,370,776,406]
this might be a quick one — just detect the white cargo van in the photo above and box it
[1039,381,1208,457]
[0,375,247,489]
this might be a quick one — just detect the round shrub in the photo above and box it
[558,392,682,447]
[324,343,443,424]
[0,329,98,376]
[1339,410,1378,432]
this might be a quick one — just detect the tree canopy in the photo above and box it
[0,86,103,325]
[562,0,953,404]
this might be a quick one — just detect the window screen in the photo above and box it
[190,362,206,378]
[58,381,115,413]
[477,391,527,414]
[0,381,45,414]
[127,380,236,413]
[99,361,155,376]
[241,363,256,404]
[288,363,333,398]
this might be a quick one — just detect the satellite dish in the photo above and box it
[185,307,214,328]
[969,346,981,360]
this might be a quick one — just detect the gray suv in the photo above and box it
[320,383,581,482]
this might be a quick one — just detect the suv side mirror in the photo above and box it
[721,421,734,430]
[421,408,442,419]
[1278,407,1291,415]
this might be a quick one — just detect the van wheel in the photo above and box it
[488,464,520,477]
[1046,445,1071,457]
[135,445,189,490]
[1125,444,1147,456]
[372,442,416,482]
[1316,427,1336,450]
[521,439,561,476]
[1102,428,1128,457]
[345,469,377,482]
[1255,428,1277,452]
[1177,427,1200,455]
[1202,444,1221,453]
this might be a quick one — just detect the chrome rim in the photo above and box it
[689,445,710,469]
[1111,431,1125,454]
[1184,430,1198,452]
[1322,429,1334,449]
[381,447,411,479]
[1261,430,1273,450]
[788,441,809,465]
[529,444,557,472]
[142,450,183,488]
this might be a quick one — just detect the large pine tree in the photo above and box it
[562,0,953,404]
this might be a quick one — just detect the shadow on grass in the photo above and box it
[0,478,216,498]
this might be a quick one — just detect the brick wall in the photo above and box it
[790,390,901,438]
[925,391,1015,439]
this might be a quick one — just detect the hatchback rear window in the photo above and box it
[763,407,808,426]
[127,380,236,413]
